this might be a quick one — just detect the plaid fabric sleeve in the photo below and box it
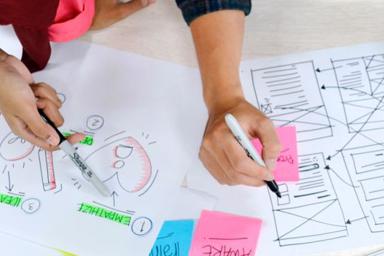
[175,0,252,25]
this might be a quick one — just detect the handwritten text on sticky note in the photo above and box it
[189,210,262,256]
[150,220,195,256]
[252,126,299,182]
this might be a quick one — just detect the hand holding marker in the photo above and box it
[39,109,110,197]
[225,114,281,198]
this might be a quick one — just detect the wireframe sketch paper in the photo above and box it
[187,42,384,255]
[0,40,204,255]
[252,126,299,182]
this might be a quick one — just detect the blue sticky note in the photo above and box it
[149,220,195,256]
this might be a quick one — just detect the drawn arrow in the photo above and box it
[325,165,359,188]
[284,88,384,159]
[321,85,383,102]
[111,191,119,207]
[345,216,368,225]
[274,105,384,159]
[316,66,342,73]
[5,171,14,192]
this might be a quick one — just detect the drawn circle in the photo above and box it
[0,132,35,161]
[131,217,153,236]
[113,160,125,169]
[21,198,41,214]
[86,115,104,131]
[57,93,66,104]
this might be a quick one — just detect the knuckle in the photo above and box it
[56,118,64,127]
[202,136,214,148]
[257,117,272,128]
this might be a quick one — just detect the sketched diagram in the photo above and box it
[341,144,384,233]
[0,126,60,194]
[269,153,348,246]
[85,131,158,196]
[332,55,384,133]
[0,131,35,173]
[250,61,333,142]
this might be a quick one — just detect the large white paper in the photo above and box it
[0,232,63,256]
[188,42,384,255]
[0,41,204,256]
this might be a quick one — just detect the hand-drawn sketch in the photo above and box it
[332,55,384,133]
[0,131,35,173]
[250,61,333,142]
[341,144,384,233]
[0,113,159,239]
[268,153,348,246]
[85,132,158,196]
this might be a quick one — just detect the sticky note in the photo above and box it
[189,210,262,256]
[252,126,299,182]
[150,220,195,256]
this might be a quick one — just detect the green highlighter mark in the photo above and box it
[0,193,22,207]
[78,203,132,226]
[63,132,94,146]
[54,249,78,256]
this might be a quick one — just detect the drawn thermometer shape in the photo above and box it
[38,149,57,191]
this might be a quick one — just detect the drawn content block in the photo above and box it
[269,153,348,246]
[251,61,332,142]
[342,144,384,232]
[332,55,384,133]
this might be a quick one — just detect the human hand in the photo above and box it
[91,0,155,30]
[0,51,83,150]
[199,97,281,187]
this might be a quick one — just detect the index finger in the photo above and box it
[251,119,281,170]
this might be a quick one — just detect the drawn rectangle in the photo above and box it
[268,153,347,246]
[332,55,384,133]
[342,144,384,232]
[360,176,384,201]
[351,148,384,174]
[251,61,332,142]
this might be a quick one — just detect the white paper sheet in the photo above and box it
[0,40,204,256]
[0,232,62,256]
[188,42,384,255]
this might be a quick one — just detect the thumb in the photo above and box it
[253,121,281,172]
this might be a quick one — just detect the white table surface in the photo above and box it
[82,1,384,255]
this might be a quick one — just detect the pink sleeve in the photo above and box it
[48,0,95,42]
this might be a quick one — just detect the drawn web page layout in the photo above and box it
[187,42,384,256]
[0,41,204,256]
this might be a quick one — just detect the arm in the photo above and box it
[190,11,281,186]
[0,49,82,149]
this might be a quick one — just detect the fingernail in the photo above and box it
[47,134,60,146]
[265,172,275,181]
[265,159,277,171]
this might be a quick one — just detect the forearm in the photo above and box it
[190,10,245,114]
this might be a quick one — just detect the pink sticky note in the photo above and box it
[189,210,262,256]
[252,126,299,182]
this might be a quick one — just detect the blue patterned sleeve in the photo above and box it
[175,0,252,25]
